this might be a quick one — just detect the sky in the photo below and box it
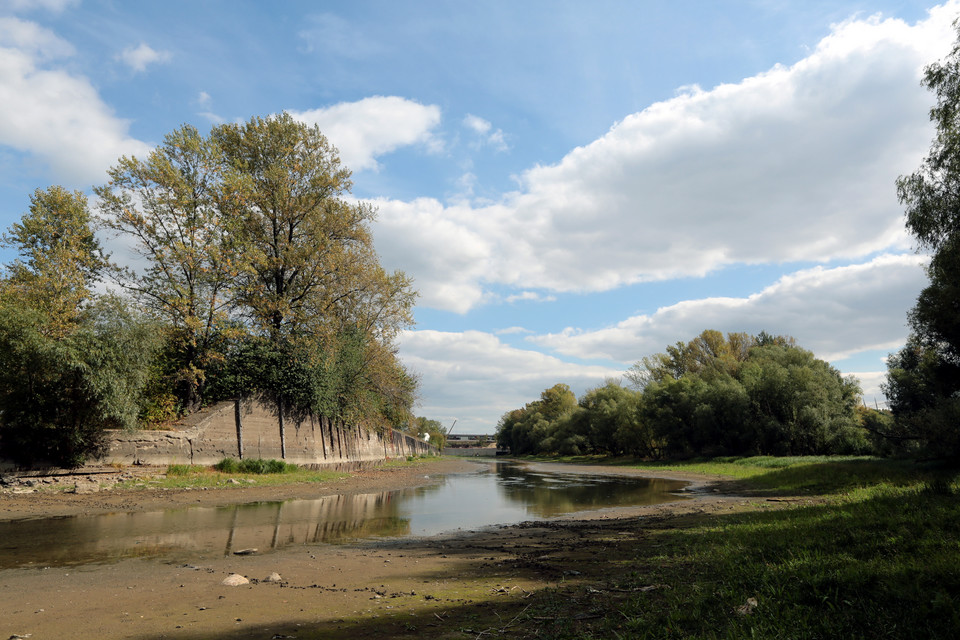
[0,0,956,434]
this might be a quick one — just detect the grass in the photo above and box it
[116,458,347,490]
[493,455,960,638]
[119,454,444,491]
[212,457,298,474]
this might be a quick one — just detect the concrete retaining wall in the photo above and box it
[101,400,434,469]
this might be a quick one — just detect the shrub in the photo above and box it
[213,457,297,474]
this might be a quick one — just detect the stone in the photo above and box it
[263,572,282,582]
[72,481,100,494]
[221,574,249,586]
[233,548,258,555]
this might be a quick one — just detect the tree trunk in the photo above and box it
[277,398,286,459]
[234,396,244,459]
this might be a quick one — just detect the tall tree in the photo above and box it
[886,25,960,458]
[1,186,107,337]
[210,114,416,455]
[212,113,375,339]
[97,125,241,412]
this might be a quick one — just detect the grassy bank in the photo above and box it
[512,456,960,638]
[312,455,957,639]
[116,460,348,490]
[113,454,445,491]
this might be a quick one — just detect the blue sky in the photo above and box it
[0,0,954,433]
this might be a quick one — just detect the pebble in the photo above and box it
[221,574,250,586]
[263,572,282,582]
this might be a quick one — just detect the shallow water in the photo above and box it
[0,461,688,569]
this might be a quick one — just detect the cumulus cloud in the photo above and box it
[398,330,623,432]
[0,17,151,184]
[290,96,442,172]
[373,5,955,311]
[117,42,171,72]
[530,254,928,364]
[370,197,494,312]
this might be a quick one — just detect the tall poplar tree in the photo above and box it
[886,25,960,458]
[97,125,242,412]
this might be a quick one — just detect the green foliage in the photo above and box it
[166,463,206,476]
[213,457,297,474]
[97,125,241,411]
[1,186,107,337]
[498,331,868,460]
[0,297,157,467]
[409,416,448,449]
[887,26,960,460]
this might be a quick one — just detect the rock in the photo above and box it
[72,481,100,494]
[221,574,249,586]
[263,572,282,582]
[227,478,241,485]
[233,548,258,555]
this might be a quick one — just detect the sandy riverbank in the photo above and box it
[0,458,742,640]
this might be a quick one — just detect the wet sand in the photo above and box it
[0,458,735,640]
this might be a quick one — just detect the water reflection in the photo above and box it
[0,462,688,570]
[495,464,689,517]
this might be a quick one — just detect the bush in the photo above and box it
[213,457,297,474]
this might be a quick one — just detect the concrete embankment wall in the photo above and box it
[102,400,434,469]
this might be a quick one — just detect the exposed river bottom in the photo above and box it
[0,459,737,640]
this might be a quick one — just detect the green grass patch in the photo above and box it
[481,456,960,638]
[115,460,347,490]
[213,457,298,474]
[590,481,960,638]
[165,463,207,476]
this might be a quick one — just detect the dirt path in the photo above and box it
[0,458,742,640]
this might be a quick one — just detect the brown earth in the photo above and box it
[0,458,752,640]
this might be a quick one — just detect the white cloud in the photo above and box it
[117,42,171,72]
[398,329,623,432]
[372,5,956,311]
[0,16,151,184]
[463,113,508,152]
[530,254,928,364]
[290,96,442,172]
[371,197,494,313]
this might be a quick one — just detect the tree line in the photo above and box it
[496,330,888,458]
[0,114,429,467]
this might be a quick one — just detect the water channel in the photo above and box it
[0,461,689,570]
